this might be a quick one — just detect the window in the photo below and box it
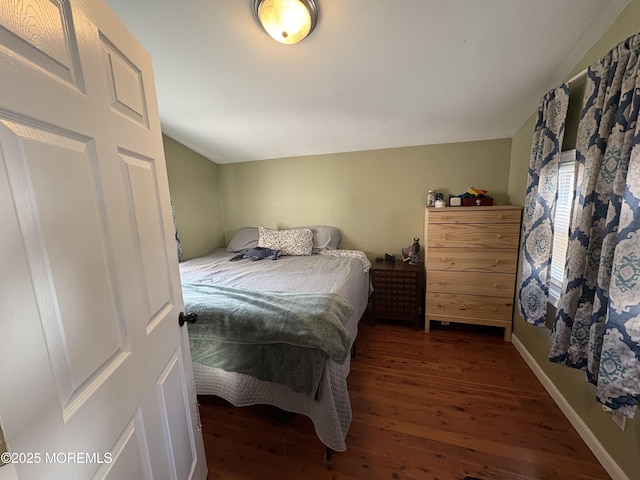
[549,150,576,307]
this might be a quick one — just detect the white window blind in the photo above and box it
[549,150,576,306]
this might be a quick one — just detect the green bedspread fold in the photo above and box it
[183,283,354,398]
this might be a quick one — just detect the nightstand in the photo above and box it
[369,260,425,330]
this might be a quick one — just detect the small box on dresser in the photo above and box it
[369,260,425,330]
[424,205,522,341]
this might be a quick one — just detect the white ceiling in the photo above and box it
[104,0,630,164]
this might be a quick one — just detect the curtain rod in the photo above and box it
[566,67,588,85]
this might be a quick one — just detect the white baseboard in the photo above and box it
[512,334,627,480]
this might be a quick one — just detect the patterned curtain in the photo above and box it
[519,85,570,325]
[550,33,640,419]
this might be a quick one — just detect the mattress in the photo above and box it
[179,248,370,451]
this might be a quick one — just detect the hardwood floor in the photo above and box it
[198,321,611,480]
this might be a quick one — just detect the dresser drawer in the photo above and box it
[426,271,515,297]
[427,248,517,273]
[427,223,521,249]
[427,207,522,224]
[426,292,514,321]
[370,270,418,288]
[372,297,420,316]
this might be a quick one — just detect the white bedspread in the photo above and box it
[179,249,370,451]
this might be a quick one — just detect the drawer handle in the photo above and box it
[496,234,502,239]
[441,257,448,262]
[498,214,504,219]
[438,303,444,308]
[492,307,497,312]
[493,283,500,288]
[495,259,500,264]
[439,281,447,286]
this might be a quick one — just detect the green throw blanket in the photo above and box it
[183,284,354,398]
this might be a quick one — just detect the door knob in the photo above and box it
[179,312,198,327]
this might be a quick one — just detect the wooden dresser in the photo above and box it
[423,205,522,341]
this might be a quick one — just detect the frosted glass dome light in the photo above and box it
[254,0,318,45]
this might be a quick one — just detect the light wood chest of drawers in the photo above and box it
[423,205,522,341]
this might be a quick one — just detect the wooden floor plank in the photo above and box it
[199,320,611,479]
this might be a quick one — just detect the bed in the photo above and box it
[178,226,370,452]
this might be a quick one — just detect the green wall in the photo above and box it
[508,1,640,478]
[163,135,225,260]
[219,139,512,258]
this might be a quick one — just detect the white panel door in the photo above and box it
[0,1,206,479]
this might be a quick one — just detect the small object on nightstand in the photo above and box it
[402,238,421,264]
[384,253,395,263]
[375,256,383,262]
[410,237,420,265]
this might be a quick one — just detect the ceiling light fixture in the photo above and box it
[254,0,318,45]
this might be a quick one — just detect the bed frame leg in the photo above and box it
[325,447,333,462]
[275,408,295,424]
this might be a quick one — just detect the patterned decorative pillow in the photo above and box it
[258,227,313,256]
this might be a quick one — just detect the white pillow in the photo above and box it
[226,227,259,252]
[258,227,313,256]
[302,225,341,253]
